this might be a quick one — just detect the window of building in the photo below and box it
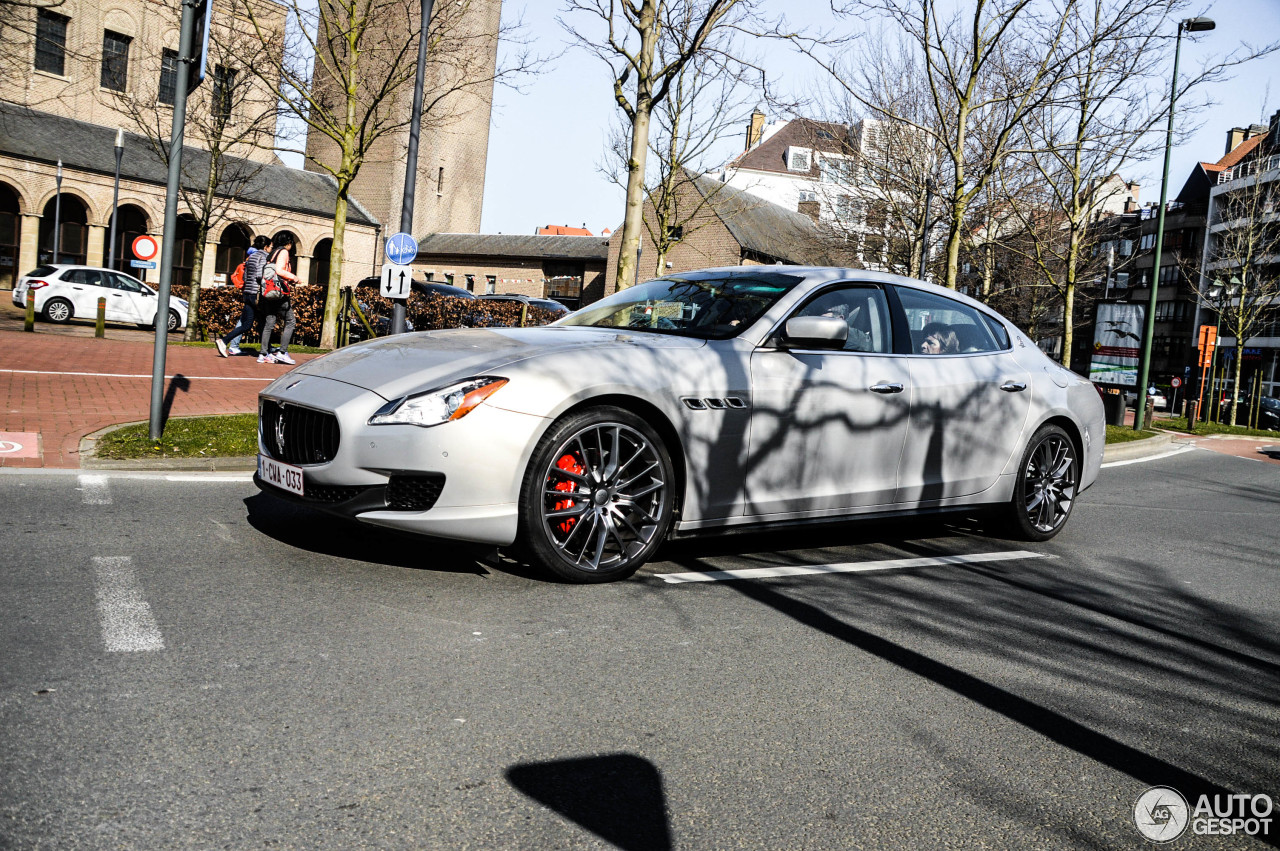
[35,11,69,76]
[212,65,236,120]
[465,273,475,292]
[485,275,496,294]
[425,272,434,282]
[101,31,131,91]
[666,225,684,242]
[159,50,179,105]
[1139,233,1156,251]
[443,272,454,286]
[437,167,444,194]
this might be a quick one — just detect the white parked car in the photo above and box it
[12,264,188,332]
[1123,386,1166,411]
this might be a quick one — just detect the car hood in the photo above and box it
[294,326,702,399]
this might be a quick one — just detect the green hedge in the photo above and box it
[173,285,562,347]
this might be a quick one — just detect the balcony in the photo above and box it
[1217,153,1280,184]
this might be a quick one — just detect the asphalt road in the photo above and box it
[1,449,1277,850]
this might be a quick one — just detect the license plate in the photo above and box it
[258,454,304,496]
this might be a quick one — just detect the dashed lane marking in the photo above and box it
[78,474,111,505]
[659,549,1050,584]
[92,557,165,652]
[1100,446,1197,468]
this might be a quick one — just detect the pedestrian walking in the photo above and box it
[215,235,270,357]
[258,232,300,365]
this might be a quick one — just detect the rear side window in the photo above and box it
[982,314,1011,349]
[895,286,1001,355]
[25,266,57,278]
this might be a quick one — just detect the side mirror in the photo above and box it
[777,315,848,350]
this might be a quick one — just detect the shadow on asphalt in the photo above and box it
[241,492,545,580]
[506,754,672,851]
[661,540,1280,848]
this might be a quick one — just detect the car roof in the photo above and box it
[355,276,475,298]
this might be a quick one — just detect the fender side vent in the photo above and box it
[682,398,707,410]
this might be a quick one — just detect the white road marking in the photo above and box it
[0,468,253,481]
[92,557,165,652]
[659,549,1049,584]
[210,519,235,543]
[78,474,111,505]
[0,369,272,382]
[1100,445,1197,468]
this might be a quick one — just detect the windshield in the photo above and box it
[559,272,802,339]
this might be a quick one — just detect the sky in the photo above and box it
[476,0,1280,237]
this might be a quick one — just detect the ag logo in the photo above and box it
[1135,786,1189,842]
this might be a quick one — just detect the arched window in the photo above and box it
[172,214,200,286]
[0,183,21,288]
[215,223,252,284]
[39,194,88,266]
[309,238,332,289]
[108,204,150,272]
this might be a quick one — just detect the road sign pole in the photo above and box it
[148,0,198,440]
[393,0,435,336]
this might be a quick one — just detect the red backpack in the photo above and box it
[230,262,246,289]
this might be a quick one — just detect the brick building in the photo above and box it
[413,233,609,309]
[600,174,829,299]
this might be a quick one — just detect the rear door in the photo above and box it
[746,283,910,516]
[892,286,1032,503]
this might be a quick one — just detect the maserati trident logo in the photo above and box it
[274,414,286,454]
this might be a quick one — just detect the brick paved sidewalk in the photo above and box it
[0,329,317,468]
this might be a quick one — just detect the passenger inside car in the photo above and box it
[919,322,960,354]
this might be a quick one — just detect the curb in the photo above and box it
[79,421,257,471]
[1101,432,1175,463]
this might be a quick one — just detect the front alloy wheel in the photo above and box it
[519,407,674,582]
[1004,425,1078,541]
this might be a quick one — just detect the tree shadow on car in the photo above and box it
[242,492,545,579]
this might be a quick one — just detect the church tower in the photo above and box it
[305,0,502,240]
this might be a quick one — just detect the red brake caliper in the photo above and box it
[552,453,584,535]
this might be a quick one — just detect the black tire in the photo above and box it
[517,406,675,583]
[167,309,181,332]
[1000,424,1079,541]
[43,298,73,324]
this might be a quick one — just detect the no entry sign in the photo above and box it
[132,234,159,261]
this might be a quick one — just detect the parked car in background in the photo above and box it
[1124,385,1166,411]
[12,264,188,332]
[347,277,479,339]
[255,266,1105,583]
[478,293,571,317]
[1259,396,1280,430]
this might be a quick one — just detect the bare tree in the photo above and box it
[600,4,761,276]
[1197,166,1280,426]
[241,0,541,348]
[563,0,762,290]
[111,25,284,340]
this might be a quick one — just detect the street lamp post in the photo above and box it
[1133,16,1215,432]
[108,129,124,270]
[391,0,435,336]
[52,160,63,263]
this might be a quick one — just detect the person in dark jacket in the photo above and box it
[258,232,300,364]
[216,235,271,357]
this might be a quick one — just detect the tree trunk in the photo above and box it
[1230,337,1244,427]
[612,0,658,292]
[184,167,220,341]
[322,190,350,350]
[942,197,963,291]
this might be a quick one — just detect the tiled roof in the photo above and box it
[691,174,822,264]
[418,232,610,260]
[0,102,378,226]
[728,118,854,176]
[537,225,593,236]
[1213,133,1267,169]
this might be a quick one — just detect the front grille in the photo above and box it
[386,474,446,511]
[261,400,340,465]
[303,484,371,504]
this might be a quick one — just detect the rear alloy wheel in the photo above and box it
[1002,424,1079,541]
[44,298,73,323]
[518,407,674,583]
[167,309,181,332]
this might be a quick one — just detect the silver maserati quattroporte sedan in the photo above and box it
[255,267,1104,582]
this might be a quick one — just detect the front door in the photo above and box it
[746,284,910,516]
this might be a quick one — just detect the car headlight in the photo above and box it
[368,377,508,428]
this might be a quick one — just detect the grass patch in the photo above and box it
[1156,417,1279,438]
[173,340,330,354]
[96,414,259,459]
[1106,425,1159,444]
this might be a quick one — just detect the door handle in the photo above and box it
[870,382,905,394]
[1001,381,1028,392]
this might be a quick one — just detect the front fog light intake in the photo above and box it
[369,377,508,428]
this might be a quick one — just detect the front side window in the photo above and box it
[895,286,1003,355]
[35,11,69,76]
[62,269,106,287]
[560,272,802,339]
[791,285,893,353]
[158,49,178,105]
[101,31,131,91]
